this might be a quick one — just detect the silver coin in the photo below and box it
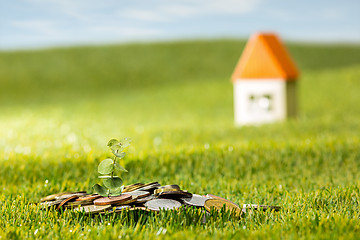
[136,183,161,191]
[125,190,150,199]
[145,199,182,211]
[135,194,155,204]
[181,194,211,207]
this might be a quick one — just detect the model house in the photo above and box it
[231,33,299,126]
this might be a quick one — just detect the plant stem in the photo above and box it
[111,150,118,179]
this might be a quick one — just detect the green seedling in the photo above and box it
[93,138,131,197]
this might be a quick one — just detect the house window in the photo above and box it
[248,94,273,112]
[258,94,272,111]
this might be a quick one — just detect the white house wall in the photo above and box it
[233,79,286,126]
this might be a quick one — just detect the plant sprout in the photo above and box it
[93,138,131,197]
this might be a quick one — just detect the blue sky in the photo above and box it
[1,0,359,49]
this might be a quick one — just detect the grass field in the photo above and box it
[1,39,360,239]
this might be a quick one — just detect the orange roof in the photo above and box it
[231,33,299,81]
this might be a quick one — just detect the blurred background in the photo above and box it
[0,0,359,160]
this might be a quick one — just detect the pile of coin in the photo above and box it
[39,182,280,217]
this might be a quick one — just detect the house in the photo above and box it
[231,33,299,126]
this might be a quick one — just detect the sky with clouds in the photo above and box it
[1,0,359,49]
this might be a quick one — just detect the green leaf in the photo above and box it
[98,158,114,174]
[108,138,124,152]
[115,163,128,172]
[93,184,108,197]
[107,139,119,148]
[120,137,131,148]
[112,151,126,159]
[110,186,124,196]
[107,137,131,152]
[103,177,123,190]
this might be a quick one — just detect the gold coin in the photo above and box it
[159,185,180,190]
[154,188,179,195]
[123,183,145,193]
[39,199,63,209]
[205,194,240,208]
[204,199,243,217]
[73,204,112,214]
[66,199,94,208]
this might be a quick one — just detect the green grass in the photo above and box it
[1,39,360,239]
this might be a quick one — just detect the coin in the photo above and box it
[123,184,146,193]
[125,190,150,199]
[73,204,112,214]
[206,194,240,208]
[204,199,243,217]
[145,199,182,211]
[157,190,192,199]
[159,185,180,190]
[76,194,101,201]
[41,192,69,202]
[66,199,94,208]
[140,182,159,187]
[41,191,85,202]
[39,199,63,208]
[112,197,137,206]
[57,196,79,210]
[154,188,179,195]
[134,195,155,204]
[55,192,88,200]
[242,204,281,212]
[136,182,161,191]
[181,194,211,207]
[94,194,132,206]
